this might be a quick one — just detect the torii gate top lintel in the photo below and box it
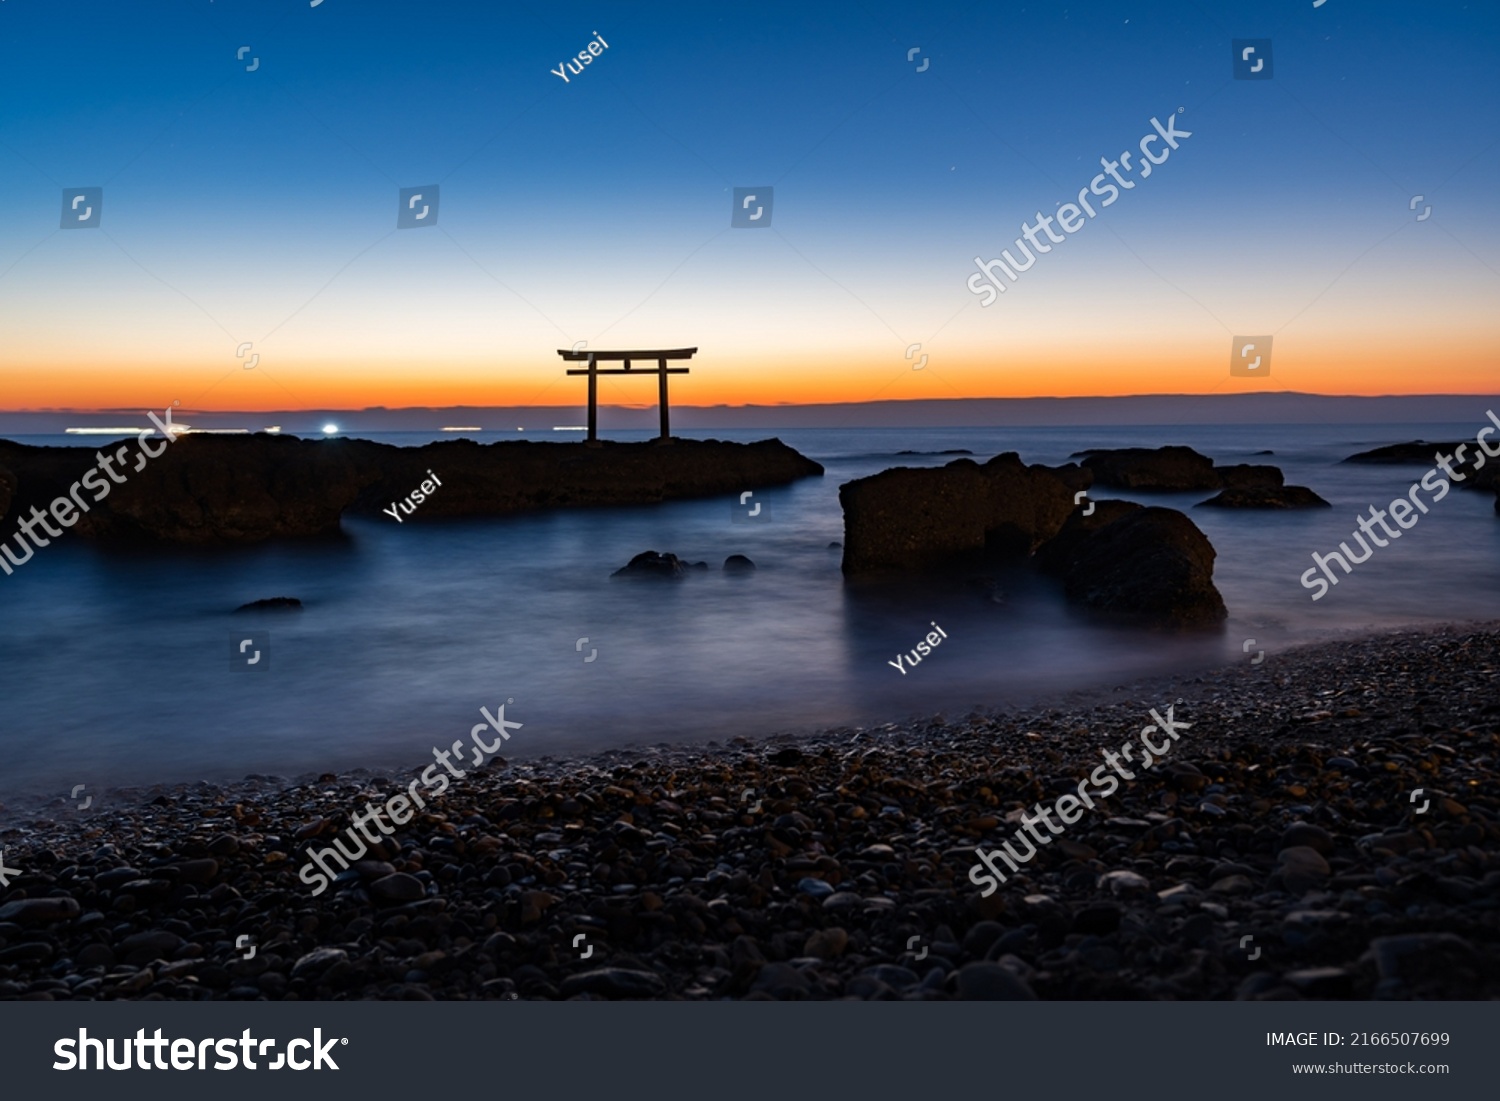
[558,347,698,443]
[557,348,698,362]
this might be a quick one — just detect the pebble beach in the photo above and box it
[1,622,1497,1001]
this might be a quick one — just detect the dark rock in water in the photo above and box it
[1083,446,1219,491]
[1254,449,1275,455]
[826,541,842,549]
[1072,450,1288,492]
[1060,507,1227,627]
[1214,463,1283,489]
[1196,486,1330,509]
[236,596,303,611]
[1342,441,1465,464]
[612,551,688,579]
[1343,443,1499,492]
[839,453,1086,577]
[1033,499,1141,576]
[0,435,368,545]
[723,554,756,572]
[691,561,709,571]
[0,435,823,546]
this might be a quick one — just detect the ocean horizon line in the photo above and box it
[4,392,1499,435]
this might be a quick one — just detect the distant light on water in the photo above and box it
[66,424,194,437]
[552,426,587,432]
[322,424,339,436]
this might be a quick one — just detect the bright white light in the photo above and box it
[322,424,339,435]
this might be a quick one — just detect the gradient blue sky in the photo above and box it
[1,0,1496,412]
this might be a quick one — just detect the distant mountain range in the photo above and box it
[3,392,1497,436]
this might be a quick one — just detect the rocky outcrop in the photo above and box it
[0,435,823,546]
[1214,464,1283,489]
[349,436,823,520]
[89,436,364,544]
[236,597,304,611]
[1033,499,1141,576]
[1083,446,1219,491]
[1342,441,1466,464]
[724,554,756,573]
[1341,438,1499,499]
[1059,507,1227,628]
[1196,486,1331,509]
[839,453,1086,577]
[1080,448,1292,493]
[612,551,688,579]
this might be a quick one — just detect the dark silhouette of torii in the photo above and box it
[558,347,698,444]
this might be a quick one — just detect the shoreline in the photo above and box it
[2,620,1497,1000]
[2,617,1489,816]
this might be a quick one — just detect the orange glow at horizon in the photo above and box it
[5,336,1497,413]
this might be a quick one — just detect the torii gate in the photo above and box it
[558,347,698,444]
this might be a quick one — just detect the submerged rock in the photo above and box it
[612,551,689,579]
[1341,441,1466,464]
[1342,440,1499,494]
[723,554,756,572]
[236,596,304,611]
[1196,487,1330,509]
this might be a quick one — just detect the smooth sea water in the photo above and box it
[2,421,1497,801]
